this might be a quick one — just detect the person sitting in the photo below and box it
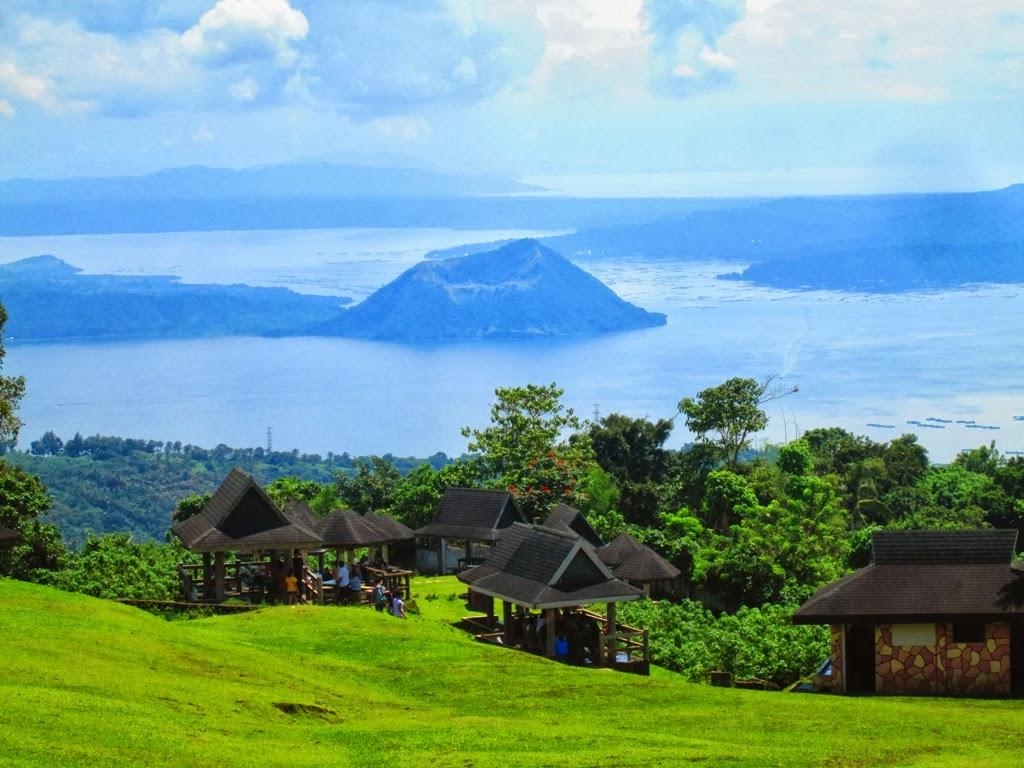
[349,568,362,598]
[391,590,406,619]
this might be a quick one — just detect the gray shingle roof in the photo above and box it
[0,525,19,548]
[171,467,322,553]
[596,532,642,567]
[415,487,527,541]
[872,529,1018,564]
[543,503,603,547]
[614,545,681,582]
[794,529,1024,624]
[317,509,391,548]
[363,512,415,541]
[458,523,642,609]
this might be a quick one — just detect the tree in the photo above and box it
[0,461,63,579]
[173,493,211,524]
[589,413,674,526]
[462,383,596,520]
[29,430,64,456]
[335,456,403,515]
[678,376,796,468]
[0,304,24,448]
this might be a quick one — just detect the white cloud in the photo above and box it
[0,99,14,118]
[698,46,735,71]
[453,57,478,84]
[372,115,431,141]
[672,63,698,78]
[0,61,57,110]
[722,0,1024,100]
[192,122,215,142]
[181,0,309,67]
[230,76,260,102]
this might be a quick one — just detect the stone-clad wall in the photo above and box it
[942,623,1011,696]
[826,622,1012,695]
[875,624,947,694]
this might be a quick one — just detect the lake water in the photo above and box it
[1,228,1023,463]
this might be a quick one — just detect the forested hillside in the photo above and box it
[9,432,450,546]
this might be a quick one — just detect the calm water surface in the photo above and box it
[2,228,1023,462]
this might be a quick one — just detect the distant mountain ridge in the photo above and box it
[319,239,666,341]
[0,162,542,203]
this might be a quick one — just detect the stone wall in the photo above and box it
[827,622,1012,696]
[872,626,1007,696]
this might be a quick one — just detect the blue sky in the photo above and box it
[1,0,1022,195]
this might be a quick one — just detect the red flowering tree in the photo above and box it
[462,383,596,521]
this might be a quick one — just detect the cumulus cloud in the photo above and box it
[0,99,14,118]
[642,0,745,95]
[0,60,89,114]
[181,0,309,67]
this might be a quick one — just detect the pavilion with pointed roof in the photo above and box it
[171,467,321,600]
[543,503,603,548]
[415,487,528,574]
[597,531,683,598]
[458,522,647,669]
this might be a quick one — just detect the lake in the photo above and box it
[1,227,1023,463]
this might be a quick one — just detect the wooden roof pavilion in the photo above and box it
[317,509,391,549]
[458,523,645,667]
[416,487,528,574]
[543,503,603,548]
[171,468,321,555]
[170,468,323,601]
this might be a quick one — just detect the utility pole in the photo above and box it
[266,426,273,454]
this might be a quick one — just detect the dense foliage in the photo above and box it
[9,376,1024,686]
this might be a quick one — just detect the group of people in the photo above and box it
[518,608,600,662]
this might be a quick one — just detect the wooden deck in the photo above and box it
[459,606,650,675]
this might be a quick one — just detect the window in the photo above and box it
[952,622,986,644]
[891,623,936,646]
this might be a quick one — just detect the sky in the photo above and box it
[1,0,1022,196]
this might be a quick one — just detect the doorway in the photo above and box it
[845,623,876,693]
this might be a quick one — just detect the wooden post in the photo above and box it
[201,553,212,599]
[545,607,557,658]
[503,601,513,645]
[214,551,226,601]
[439,537,448,575]
[606,602,617,665]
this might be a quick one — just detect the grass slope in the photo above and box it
[1,576,1022,767]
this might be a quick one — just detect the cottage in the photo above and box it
[794,529,1024,696]
[415,487,527,574]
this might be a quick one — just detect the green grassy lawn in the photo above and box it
[1,576,1021,767]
